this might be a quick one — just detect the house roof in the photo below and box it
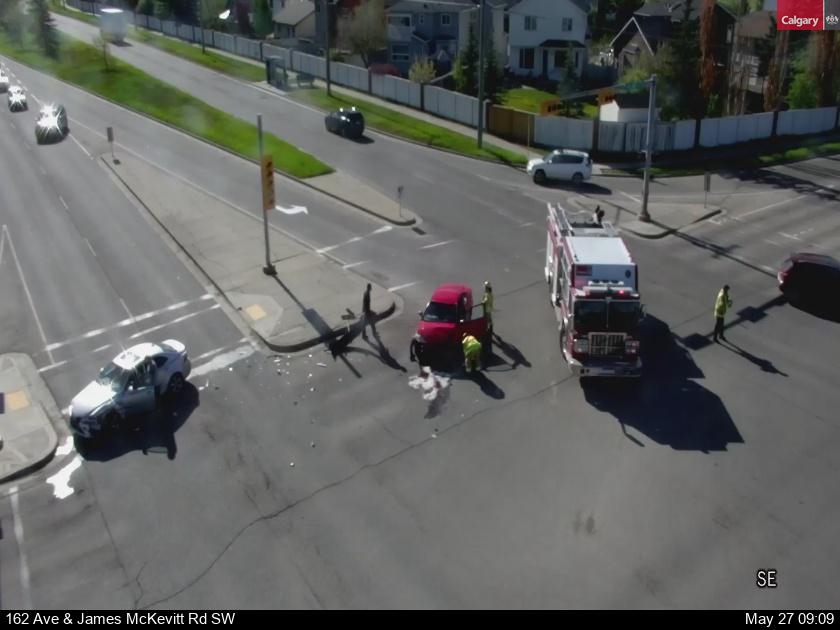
[389,0,474,11]
[613,93,651,108]
[509,0,592,15]
[274,0,315,26]
[635,0,736,22]
[539,39,586,48]
[737,10,775,38]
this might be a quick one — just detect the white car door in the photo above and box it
[545,153,564,179]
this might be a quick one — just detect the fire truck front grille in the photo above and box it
[589,333,625,356]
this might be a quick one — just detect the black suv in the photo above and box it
[325,107,365,139]
[778,252,840,306]
[35,104,69,144]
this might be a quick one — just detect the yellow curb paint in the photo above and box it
[5,390,29,411]
[244,304,267,321]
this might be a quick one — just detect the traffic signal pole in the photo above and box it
[258,114,277,276]
[639,74,657,223]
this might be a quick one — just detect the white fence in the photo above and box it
[65,0,840,153]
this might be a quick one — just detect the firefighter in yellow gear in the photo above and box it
[713,284,732,342]
[482,281,494,334]
[462,333,482,373]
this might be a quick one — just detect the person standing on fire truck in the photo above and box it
[713,284,732,342]
[482,282,494,335]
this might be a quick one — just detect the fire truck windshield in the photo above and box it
[574,300,642,332]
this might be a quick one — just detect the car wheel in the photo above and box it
[167,373,185,397]
[559,326,569,362]
[533,169,547,185]
[572,172,584,186]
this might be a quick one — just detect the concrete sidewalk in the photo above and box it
[102,151,400,352]
[569,195,722,239]
[0,354,60,483]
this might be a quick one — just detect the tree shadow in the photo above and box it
[581,315,743,451]
[719,165,840,203]
[75,384,199,462]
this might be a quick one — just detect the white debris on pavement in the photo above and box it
[408,367,451,402]
[46,456,83,500]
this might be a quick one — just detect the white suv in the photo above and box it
[527,149,592,186]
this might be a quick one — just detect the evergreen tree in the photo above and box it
[253,0,272,38]
[454,24,478,96]
[483,45,501,104]
[29,0,59,59]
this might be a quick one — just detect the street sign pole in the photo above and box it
[704,171,711,208]
[107,126,114,161]
[640,74,657,223]
[258,114,277,276]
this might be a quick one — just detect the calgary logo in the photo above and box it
[827,14,839,26]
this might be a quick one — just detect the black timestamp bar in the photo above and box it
[746,612,836,626]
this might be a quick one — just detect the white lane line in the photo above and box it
[128,303,220,339]
[764,239,780,246]
[2,225,54,364]
[9,488,33,610]
[92,343,112,354]
[58,195,69,210]
[191,342,242,363]
[419,239,455,250]
[119,298,135,325]
[733,195,804,221]
[761,265,775,273]
[190,344,255,378]
[520,221,535,228]
[316,227,392,254]
[69,133,92,158]
[46,456,83,500]
[342,260,370,269]
[10,121,15,130]
[37,359,70,374]
[372,226,393,235]
[620,191,641,204]
[45,294,214,351]
[388,281,419,292]
[84,238,96,257]
[779,232,801,241]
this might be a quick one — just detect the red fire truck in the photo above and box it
[544,202,644,377]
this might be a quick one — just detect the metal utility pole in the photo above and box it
[258,114,277,276]
[325,0,332,96]
[640,74,657,223]
[476,0,485,148]
[198,0,205,54]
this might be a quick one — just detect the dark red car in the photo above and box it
[412,284,488,365]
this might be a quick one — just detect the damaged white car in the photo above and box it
[68,341,191,439]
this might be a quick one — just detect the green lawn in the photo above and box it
[49,2,266,83]
[501,86,598,118]
[0,33,332,178]
[290,89,528,166]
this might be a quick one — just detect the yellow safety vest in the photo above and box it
[462,335,481,356]
[714,290,731,318]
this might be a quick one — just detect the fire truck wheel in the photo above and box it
[559,327,568,361]
[572,172,584,186]
[533,170,547,185]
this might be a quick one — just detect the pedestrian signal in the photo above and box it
[261,154,275,211]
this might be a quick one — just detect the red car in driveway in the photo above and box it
[412,284,488,366]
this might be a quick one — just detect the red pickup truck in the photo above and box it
[412,284,488,366]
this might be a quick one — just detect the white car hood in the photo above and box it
[527,157,545,171]
[70,381,115,418]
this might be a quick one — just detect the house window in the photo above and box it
[561,17,572,32]
[388,14,412,28]
[391,45,410,62]
[554,49,567,67]
[519,48,534,69]
[524,16,537,31]
[440,13,451,26]
[418,14,424,25]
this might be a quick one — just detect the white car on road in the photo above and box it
[527,149,592,186]
[68,340,192,439]
[0,71,9,93]
[8,85,27,111]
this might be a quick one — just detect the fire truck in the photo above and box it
[544,202,644,377]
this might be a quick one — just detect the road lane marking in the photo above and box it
[519,222,535,228]
[2,225,54,364]
[764,239,780,246]
[419,239,454,250]
[620,191,641,204]
[388,281,419,292]
[68,132,92,158]
[37,359,70,374]
[84,238,96,257]
[779,232,801,241]
[372,226,392,235]
[46,456,83,500]
[128,303,220,339]
[342,260,370,269]
[45,294,214,351]
[9,488,33,610]
[190,344,255,378]
[59,195,69,210]
[733,195,805,221]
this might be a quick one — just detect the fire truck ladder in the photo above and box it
[549,202,619,238]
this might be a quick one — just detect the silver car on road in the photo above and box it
[68,340,192,439]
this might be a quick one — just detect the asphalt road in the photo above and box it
[1,43,839,608]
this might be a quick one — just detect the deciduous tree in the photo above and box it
[336,0,386,68]
[409,56,436,84]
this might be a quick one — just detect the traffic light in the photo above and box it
[261,154,275,211]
